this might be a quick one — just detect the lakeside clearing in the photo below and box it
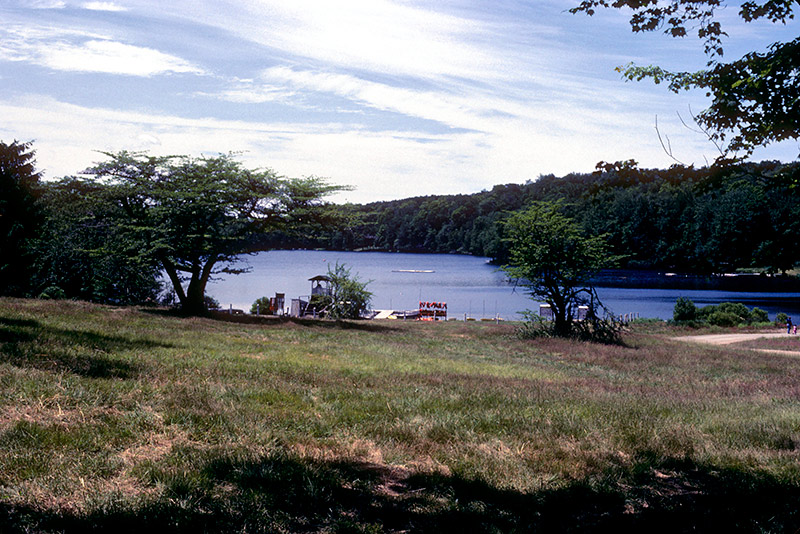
[1,298,799,532]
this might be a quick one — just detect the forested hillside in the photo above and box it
[299,161,800,274]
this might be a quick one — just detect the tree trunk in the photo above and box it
[550,292,572,337]
[182,278,207,315]
[160,256,187,304]
[553,309,572,337]
[180,257,218,316]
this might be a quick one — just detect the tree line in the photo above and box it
[300,160,799,275]
[3,138,798,316]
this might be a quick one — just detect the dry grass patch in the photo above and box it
[4,299,800,532]
[733,336,800,352]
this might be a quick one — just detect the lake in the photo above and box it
[206,250,800,321]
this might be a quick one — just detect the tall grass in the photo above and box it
[2,298,800,532]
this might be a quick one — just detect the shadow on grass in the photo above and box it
[205,310,402,333]
[1,453,799,533]
[0,316,171,379]
[286,317,402,333]
[140,307,402,333]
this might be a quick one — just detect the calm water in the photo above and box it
[206,250,800,321]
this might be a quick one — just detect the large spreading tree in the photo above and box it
[85,151,342,315]
[571,0,799,162]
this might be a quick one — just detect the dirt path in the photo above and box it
[671,331,800,356]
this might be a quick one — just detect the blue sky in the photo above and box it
[1,0,797,203]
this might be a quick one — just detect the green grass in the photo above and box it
[2,298,800,532]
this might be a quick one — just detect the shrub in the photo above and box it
[517,310,622,345]
[631,317,663,324]
[159,285,178,307]
[251,296,272,315]
[696,304,716,320]
[717,302,750,324]
[676,299,774,327]
[707,311,739,327]
[38,285,66,300]
[516,318,554,340]
[204,295,221,310]
[673,297,698,322]
[308,294,332,315]
[749,307,769,324]
[572,315,624,344]
[776,312,789,326]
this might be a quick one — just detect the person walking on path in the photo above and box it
[788,316,793,334]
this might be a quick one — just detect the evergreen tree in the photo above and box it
[0,140,42,296]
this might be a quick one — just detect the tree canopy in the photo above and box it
[33,177,163,304]
[501,202,615,338]
[84,151,341,315]
[571,0,800,161]
[299,161,799,275]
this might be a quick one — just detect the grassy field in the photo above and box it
[734,336,800,352]
[1,298,800,532]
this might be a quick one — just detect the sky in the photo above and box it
[1,0,798,204]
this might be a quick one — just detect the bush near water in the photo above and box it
[673,297,771,326]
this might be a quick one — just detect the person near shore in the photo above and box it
[788,317,793,334]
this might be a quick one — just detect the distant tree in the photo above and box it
[251,296,272,315]
[84,151,342,315]
[307,162,796,276]
[673,297,698,322]
[323,262,372,320]
[204,294,221,311]
[0,140,42,296]
[571,1,800,161]
[749,164,800,273]
[501,202,615,338]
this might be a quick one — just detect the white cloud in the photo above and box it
[81,2,128,11]
[26,0,67,8]
[41,39,204,76]
[0,25,204,76]
[224,65,705,151]
[1,25,110,42]
[0,94,737,204]
[264,0,490,75]
[8,0,124,8]
[160,0,525,82]
[0,94,356,178]
[203,84,295,105]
